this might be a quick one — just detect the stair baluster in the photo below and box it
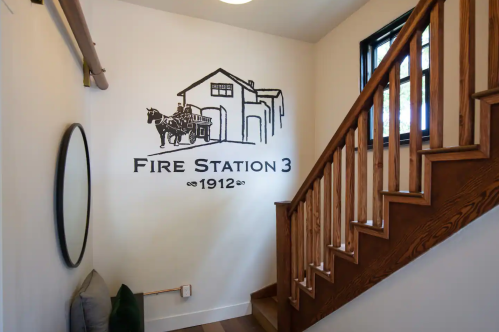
[430,0,445,149]
[313,179,321,266]
[332,147,342,247]
[290,212,297,302]
[345,129,355,253]
[305,189,313,289]
[358,110,368,223]
[297,202,305,283]
[323,163,333,271]
[410,30,423,193]
[373,85,384,227]
[389,62,401,192]
[489,0,499,89]
[459,0,476,146]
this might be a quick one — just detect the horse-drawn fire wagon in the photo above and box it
[166,112,213,145]
[147,106,214,148]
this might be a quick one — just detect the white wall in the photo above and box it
[308,206,499,332]
[87,0,315,331]
[1,1,93,331]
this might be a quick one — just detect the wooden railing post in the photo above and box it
[323,163,333,271]
[276,202,291,332]
[389,62,401,192]
[345,129,355,252]
[459,0,476,146]
[490,0,499,88]
[430,0,445,148]
[410,31,423,193]
[291,212,298,301]
[297,202,305,282]
[358,110,368,223]
[305,190,314,289]
[313,179,321,266]
[333,147,342,247]
[373,85,384,227]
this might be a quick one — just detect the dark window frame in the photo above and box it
[211,83,234,98]
[360,9,430,149]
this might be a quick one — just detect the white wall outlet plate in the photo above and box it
[180,285,192,298]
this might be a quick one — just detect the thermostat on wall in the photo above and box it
[181,285,192,298]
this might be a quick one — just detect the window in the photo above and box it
[360,10,430,147]
[211,83,234,97]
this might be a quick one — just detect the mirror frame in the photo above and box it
[56,123,91,268]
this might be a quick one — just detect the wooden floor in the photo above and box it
[172,316,265,332]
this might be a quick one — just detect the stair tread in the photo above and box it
[418,145,479,155]
[351,219,384,230]
[311,262,332,277]
[252,298,278,331]
[381,190,424,197]
[298,279,311,290]
[329,244,354,256]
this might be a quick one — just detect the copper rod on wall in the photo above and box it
[144,287,181,296]
[58,0,109,90]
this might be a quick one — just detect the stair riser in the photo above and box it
[252,304,278,332]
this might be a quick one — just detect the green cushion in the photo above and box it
[110,284,142,332]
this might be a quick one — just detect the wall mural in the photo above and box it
[134,68,291,189]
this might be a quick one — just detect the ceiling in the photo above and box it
[118,0,370,43]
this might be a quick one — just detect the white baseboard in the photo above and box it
[145,302,252,332]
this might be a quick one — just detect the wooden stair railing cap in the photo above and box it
[417,145,480,155]
[287,0,440,215]
[472,87,499,100]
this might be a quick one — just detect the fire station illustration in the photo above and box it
[146,68,285,155]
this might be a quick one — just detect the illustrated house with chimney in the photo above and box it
[177,68,285,144]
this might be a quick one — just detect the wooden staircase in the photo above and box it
[268,0,499,331]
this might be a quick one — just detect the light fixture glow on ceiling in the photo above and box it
[220,0,253,4]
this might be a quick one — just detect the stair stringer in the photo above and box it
[289,101,499,331]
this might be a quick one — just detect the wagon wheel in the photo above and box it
[188,130,197,145]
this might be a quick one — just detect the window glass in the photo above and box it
[382,81,411,138]
[422,26,430,45]
[360,9,430,145]
[400,81,411,134]
[422,46,430,70]
[422,75,427,130]
[376,41,390,68]
[400,56,409,79]
[383,89,390,137]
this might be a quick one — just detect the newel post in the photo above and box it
[276,202,292,332]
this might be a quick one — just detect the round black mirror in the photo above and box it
[56,123,91,268]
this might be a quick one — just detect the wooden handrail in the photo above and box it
[287,0,439,215]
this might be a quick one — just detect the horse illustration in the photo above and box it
[147,107,213,148]
[146,108,183,148]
